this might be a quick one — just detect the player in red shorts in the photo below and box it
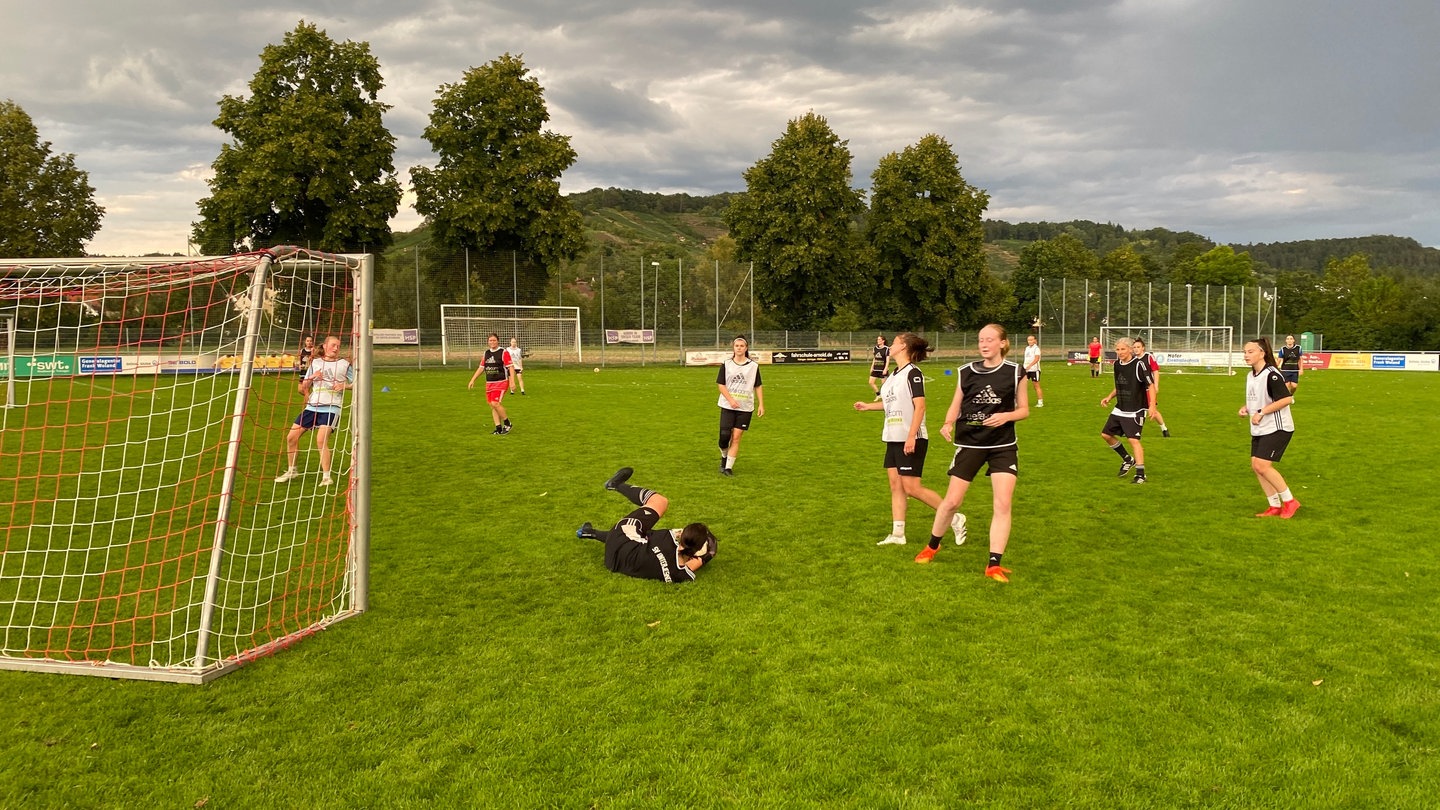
[467,332,516,434]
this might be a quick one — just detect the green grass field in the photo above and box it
[2,360,1438,808]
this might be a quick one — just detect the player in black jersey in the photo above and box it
[867,335,892,398]
[1277,334,1303,393]
[295,334,315,378]
[1131,337,1169,437]
[916,324,1029,582]
[1099,337,1155,483]
[575,468,717,583]
[467,333,516,434]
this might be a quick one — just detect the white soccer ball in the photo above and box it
[594,367,600,373]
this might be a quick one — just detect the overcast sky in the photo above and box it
[3,0,1437,255]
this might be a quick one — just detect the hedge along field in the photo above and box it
[1,358,1437,808]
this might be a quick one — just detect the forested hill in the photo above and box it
[565,189,1440,276]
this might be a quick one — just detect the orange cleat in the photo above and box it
[1255,506,1283,517]
[1279,499,1301,519]
[984,565,1011,582]
[914,546,938,564]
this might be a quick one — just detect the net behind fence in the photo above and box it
[0,247,370,683]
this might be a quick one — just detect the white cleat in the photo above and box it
[952,512,967,545]
[274,469,299,483]
[877,534,907,546]
[320,475,334,487]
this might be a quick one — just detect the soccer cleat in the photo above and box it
[320,475,333,487]
[951,512,967,545]
[1037,399,1044,407]
[985,565,1011,583]
[877,534,906,546]
[604,467,634,491]
[914,546,938,564]
[1255,506,1283,517]
[1117,459,1134,477]
[274,469,298,483]
[576,522,601,540]
[1279,499,1301,519]
[1132,473,1146,484]
[491,425,502,435]
[719,457,727,473]
[1162,427,1171,438]
[498,425,511,434]
[721,468,735,477]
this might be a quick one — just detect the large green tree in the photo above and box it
[864,134,990,329]
[410,53,585,305]
[192,22,402,254]
[1172,245,1256,286]
[0,100,104,258]
[725,112,866,329]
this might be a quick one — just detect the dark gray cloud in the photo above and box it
[1,0,1436,253]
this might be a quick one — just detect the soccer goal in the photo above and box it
[0,246,372,683]
[1101,325,1236,374]
[440,304,581,366]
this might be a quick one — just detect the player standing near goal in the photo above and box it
[1099,337,1155,484]
[916,324,1028,582]
[1022,334,1044,407]
[867,334,892,398]
[716,335,764,476]
[852,333,961,547]
[1131,337,1170,437]
[1088,336,1103,378]
[508,337,527,395]
[575,467,717,583]
[276,335,352,487]
[1277,334,1303,394]
[295,334,314,378]
[467,333,516,434]
[1241,338,1300,518]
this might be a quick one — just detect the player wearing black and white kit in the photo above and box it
[867,335,891,398]
[1131,337,1169,437]
[852,333,955,547]
[576,468,717,583]
[1241,337,1300,518]
[1277,334,1303,393]
[467,333,515,434]
[1099,337,1155,484]
[716,336,764,476]
[918,325,1029,582]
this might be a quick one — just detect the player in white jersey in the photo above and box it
[275,335,353,487]
[1022,334,1044,407]
[917,324,1029,582]
[508,337,526,394]
[715,335,765,476]
[852,333,961,547]
[1240,337,1300,518]
[1099,337,1155,484]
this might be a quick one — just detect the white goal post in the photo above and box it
[0,247,372,683]
[1,315,13,409]
[440,304,581,366]
[1100,325,1236,374]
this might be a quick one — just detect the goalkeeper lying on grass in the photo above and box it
[576,468,717,583]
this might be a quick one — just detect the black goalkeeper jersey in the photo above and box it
[603,512,697,584]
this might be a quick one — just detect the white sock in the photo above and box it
[1279,489,1294,503]
[725,456,735,470]
[1268,494,1283,508]
[893,521,905,536]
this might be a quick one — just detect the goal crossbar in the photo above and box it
[440,304,581,366]
[1100,325,1236,374]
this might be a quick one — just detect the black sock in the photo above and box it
[989,552,1004,568]
[1110,443,1131,460]
[1134,465,1145,477]
[504,418,511,427]
[927,536,942,550]
[613,482,656,507]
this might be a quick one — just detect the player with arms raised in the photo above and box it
[917,324,1029,582]
[1099,336,1155,484]
[467,332,516,434]
[1241,337,1300,518]
[576,468,717,583]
